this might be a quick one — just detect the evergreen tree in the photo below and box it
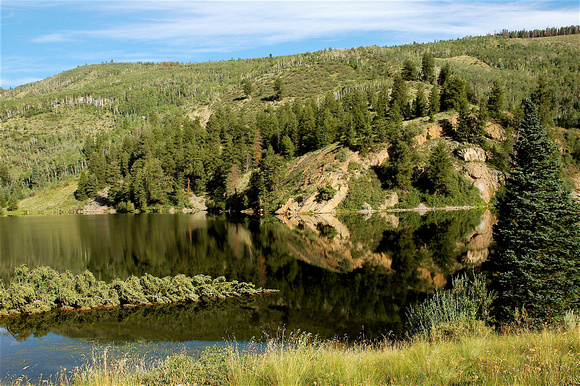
[440,76,468,111]
[273,77,285,100]
[280,135,295,159]
[426,141,455,195]
[531,76,554,129]
[414,86,428,118]
[487,80,505,122]
[428,83,440,122]
[421,52,435,83]
[455,96,483,144]
[438,62,451,86]
[401,59,417,81]
[488,100,580,323]
[74,171,89,201]
[242,79,253,98]
[385,130,417,191]
[390,75,408,115]
[85,172,99,199]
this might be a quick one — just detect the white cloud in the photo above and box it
[31,33,78,43]
[68,1,579,51]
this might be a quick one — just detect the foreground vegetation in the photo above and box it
[36,319,579,385]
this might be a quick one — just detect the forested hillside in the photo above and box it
[1,28,579,214]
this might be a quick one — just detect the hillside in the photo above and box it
[1,30,579,214]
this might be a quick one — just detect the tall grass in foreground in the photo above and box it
[64,322,580,385]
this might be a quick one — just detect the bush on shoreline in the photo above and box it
[0,265,273,317]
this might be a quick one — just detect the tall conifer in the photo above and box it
[488,100,580,323]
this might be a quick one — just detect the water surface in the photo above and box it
[0,210,492,381]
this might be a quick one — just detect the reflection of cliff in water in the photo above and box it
[0,210,494,341]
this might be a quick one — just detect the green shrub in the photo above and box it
[315,183,336,203]
[0,265,275,316]
[337,147,349,162]
[406,272,495,340]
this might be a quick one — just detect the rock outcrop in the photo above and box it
[462,162,505,202]
[456,146,487,162]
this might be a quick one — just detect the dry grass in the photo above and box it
[62,321,580,386]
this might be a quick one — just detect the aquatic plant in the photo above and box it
[0,265,275,317]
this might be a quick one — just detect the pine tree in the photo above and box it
[531,76,554,129]
[401,59,417,81]
[426,141,454,195]
[0,163,10,186]
[488,100,580,323]
[428,84,440,122]
[438,62,451,86]
[242,79,253,99]
[414,87,428,118]
[487,80,505,122]
[75,171,89,201]
[386,130,417,191]
[421,52,435,83]
[273,77,285,100]
[390,75,408,113]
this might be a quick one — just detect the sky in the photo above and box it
[1,1,578,89]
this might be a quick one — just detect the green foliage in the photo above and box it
[488,100,580,324]
[406,272,495,339]
[315,183,337,203]
[242,79,253,98]
[74,171,89,201]
[336,147,348,162]
[428,83,440,121]
[414,86,428,117]
[438,61,451,86]
[440,76,468,111]
[487,80,505,121]
[339,168,388,211]
[425,141,455,195]
[2,32,580,211]
[0,163,10,186]
[383,135,417,191]
[531,75,554,129]
[0,265,271,317]
[421,52,435,83]
[273,77,285,100]
[7,195,18,211]
[401,58,417,81]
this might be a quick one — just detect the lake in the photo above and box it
[0,210,492,382]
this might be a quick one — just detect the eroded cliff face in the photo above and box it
[276,144,390,214]
[462,161,505,203]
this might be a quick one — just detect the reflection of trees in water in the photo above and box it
[1,210,489,341]
[0,295,279,342]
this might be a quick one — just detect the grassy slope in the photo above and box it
[0,34,578,212]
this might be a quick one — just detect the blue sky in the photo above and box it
[1,1,578,89]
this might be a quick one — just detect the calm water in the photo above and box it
[0,210,492,381]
